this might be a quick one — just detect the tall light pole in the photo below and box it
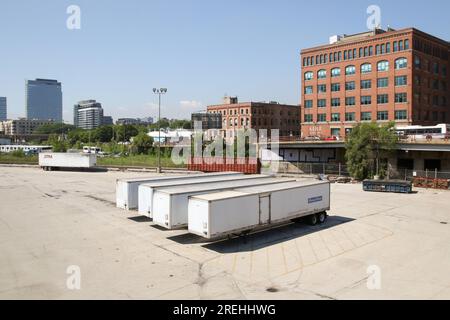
[153,88,167,173]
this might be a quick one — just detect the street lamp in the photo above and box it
[153,88,167,173]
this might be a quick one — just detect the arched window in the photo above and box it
[304,72,314,80]
[395,58,408,69]
[381,44,385,54]
[331,68,341,77]
[361,63,372,74]
[399,40,404,51]
[377,60,389,72]
[329,53,333,62]
[345,65,356,75]
[318,69,327,79]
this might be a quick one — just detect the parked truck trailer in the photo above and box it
[137,173,270,218]
[39,152,97,171]
[188,180,330,240]
[116,172,242,210]
[152,177,296,230]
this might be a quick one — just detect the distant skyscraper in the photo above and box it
[0,97,6,121]
[25,79,63,122]
[74,100,111,130]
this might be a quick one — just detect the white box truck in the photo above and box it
[152,177,296,230]
[39,152,97,171]
[116,172,242,210]
[188,180,330,240]
[138,174,269,218]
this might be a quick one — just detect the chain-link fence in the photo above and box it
[273,162,350,176]
[273,161,450,182]
[389,168,450,181]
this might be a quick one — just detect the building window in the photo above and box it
[318,99,327,108]
[395,76,407,86]
[361,96,372,105]
[399,40,404,51]
[361,63,372,74]
[304,72,314,80]
[377,78,389,88]
[414,56,421,69]
[331,128,341,137]
[345,97,356,106]
[331,98,341,107]
[377,60,389,72]
[317,114,327,122]
[345,112,356,122]
[361,112,372,121]
[317,84,327,93]
[318,69,327,79]
[433,62,439,75]
[304,114,313,123]
[377,94,389,104]
[331,68,341,77]
[361,80,372,89]
[393,41,398,52]
[395,110,408,120]
[331,113,340,122]
[376,45,380,55]
[395,58,408,69]
[305,86,313,94]
[386,43,391,53]
[345,81,356,91]
[405,39,409,50]
[304,100,313,108]
[395,93,408,103]
[377,111,389,121]
[345,65,356,75]
[331,83,341,92]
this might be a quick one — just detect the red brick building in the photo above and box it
[300,28,450,139]
[207,96,300,138]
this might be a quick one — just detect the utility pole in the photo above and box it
[153,88,167,173]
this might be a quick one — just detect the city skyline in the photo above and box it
[1,0,449,123]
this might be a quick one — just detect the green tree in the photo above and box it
[46,134,68,153]
[345,122,398,180]
[35,123,75,134]
[93,125,114,143]
[132,133,154,155]
[115,125,139,142]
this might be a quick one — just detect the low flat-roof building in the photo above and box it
[0,119,54,135]
[207,96,300,138]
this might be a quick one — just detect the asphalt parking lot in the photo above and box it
[1,166,449,299]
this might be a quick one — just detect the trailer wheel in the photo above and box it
[308,214,318,226]
[318,212,327,224]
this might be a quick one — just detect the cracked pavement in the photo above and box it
[0,166,449,299]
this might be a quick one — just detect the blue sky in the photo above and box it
[0,0,449,122]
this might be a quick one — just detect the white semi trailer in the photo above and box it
[39,152,97,171]
[116,172,242,210]
[152,177,296,230]
[188,180,330,240]
[138,174,270,218]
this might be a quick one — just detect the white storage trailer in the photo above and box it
[188,180,330,240]
[152,177,296,229]
[39,152,97,171]
[138,174,271,218]
[116,172,242,210]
